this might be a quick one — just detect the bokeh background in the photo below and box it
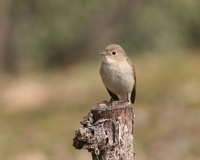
[0,1,200,160]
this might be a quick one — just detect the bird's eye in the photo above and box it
[112,51,117,55]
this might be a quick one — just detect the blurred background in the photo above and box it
[0,0,200,160]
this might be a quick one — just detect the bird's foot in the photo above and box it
[107,100,114,106]
[106,98,118,106]
[121,99,131,104]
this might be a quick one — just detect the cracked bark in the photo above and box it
[73,101,135,160]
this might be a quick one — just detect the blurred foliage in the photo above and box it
[0,0,200,70]
[1,1,200,159]
[0,53,200,160]
[120,0,200,52]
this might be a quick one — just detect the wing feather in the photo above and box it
[126,57,136,103]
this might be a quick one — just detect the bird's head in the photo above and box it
[99,44,126,63]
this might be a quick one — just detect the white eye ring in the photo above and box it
[112,51,117,55]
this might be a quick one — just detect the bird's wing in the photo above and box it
[131,77,136,103]
[106,87,119,101]
[126,57,133,67]
[126,57,136,103]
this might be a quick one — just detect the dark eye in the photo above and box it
[112,51,117,55]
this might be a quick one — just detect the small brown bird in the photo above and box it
[99,44,136,104]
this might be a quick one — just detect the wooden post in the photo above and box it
[73,101,135,160]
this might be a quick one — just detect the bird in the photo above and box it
[99,44,136,104]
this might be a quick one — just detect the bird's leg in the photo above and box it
[108,98,123,106]
[108,98,115,106]
[121,93,131,103]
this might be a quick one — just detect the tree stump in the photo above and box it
[73,101,135,160]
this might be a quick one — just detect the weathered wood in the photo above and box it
[73,101,135,160]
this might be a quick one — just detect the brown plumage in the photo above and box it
[99,44,136,103]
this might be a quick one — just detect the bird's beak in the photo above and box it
[99,51,106,56]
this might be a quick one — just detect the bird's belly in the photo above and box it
[101,64,134,97]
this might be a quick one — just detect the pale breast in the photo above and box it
[100,61,134,96]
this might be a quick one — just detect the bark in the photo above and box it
[73,101,135,160]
